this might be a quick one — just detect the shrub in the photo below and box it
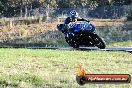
[127,11,132,21]
[0,19,7,26]
[18,27,28,37]
[42,15,47,22]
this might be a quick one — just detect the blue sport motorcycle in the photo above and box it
[57,21,106,49]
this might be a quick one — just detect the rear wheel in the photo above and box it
[91,34,106,49]
[65,36,79,48]
[72,43,79,48]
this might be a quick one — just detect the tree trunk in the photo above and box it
[46,4,50,20]
[29,4,32,17]
[25,6,28,17]
[20,7,23,17]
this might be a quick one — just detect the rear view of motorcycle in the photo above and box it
[57,21,106,49]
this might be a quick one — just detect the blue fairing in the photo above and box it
[73,22,95,33]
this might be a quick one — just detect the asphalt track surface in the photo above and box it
[27,47,132,53]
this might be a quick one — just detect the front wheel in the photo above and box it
[91,34,106,49]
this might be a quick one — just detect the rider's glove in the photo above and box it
[62,24,69,33]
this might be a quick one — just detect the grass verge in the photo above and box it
[0,48,132,88]
[107,41,132,47]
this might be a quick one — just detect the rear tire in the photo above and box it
[72,43,79,48]
[92,34,106,49]
[65,36,79,48]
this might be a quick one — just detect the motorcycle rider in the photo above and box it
[64,10,89,25]
[62,10,91,33]
[62,10,90,48]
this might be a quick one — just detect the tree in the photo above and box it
[110,0,132,5]
[0,0,132,17]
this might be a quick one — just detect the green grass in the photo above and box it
[0,48,132,88]
[107,41,132,47]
